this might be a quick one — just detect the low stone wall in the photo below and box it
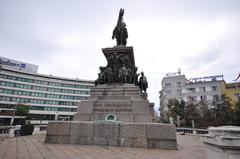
[45,121,177,149]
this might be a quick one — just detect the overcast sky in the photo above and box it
[1,0,240,113]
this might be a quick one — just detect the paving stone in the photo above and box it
[0,134,208,159]
[24,137,43,159]
[17,137,31,159]
[147,139,177,149]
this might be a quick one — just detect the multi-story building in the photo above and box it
[0,57,94,125]
[159,74,186,119]
[159,71,225,120]
[222,81,240,105]
[182,80,224,106]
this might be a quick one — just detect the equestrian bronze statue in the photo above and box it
[95,9,148,93]
[112,8,128,46]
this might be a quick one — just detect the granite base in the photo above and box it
[45,121,177,149]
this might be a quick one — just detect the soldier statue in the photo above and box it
[138,72,148,93]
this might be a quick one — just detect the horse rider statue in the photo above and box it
[112,8,128,46]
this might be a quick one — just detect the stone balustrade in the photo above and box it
[202,126,240,159]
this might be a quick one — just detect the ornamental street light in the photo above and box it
[10,103,17,126]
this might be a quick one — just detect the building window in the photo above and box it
[11,97,17,102]
[164,83,171,87]
[199,87,206,92]
[22,92,30,96]
[213,95,220,101]
[8,75,16,80]
[176,89,182,94]
[176,82,181,86]
[200,96,207,101]
[212,86,218,91]
[205,87,211,92]
[165,90,172,94]
[188,96,196,102]
[1,96,11,101]
[3,89,12,94]
[187,88,195,93]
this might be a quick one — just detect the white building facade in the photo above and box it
[0,57,94,125]
[159,72,224,120]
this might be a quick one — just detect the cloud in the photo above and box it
[0,0,240,114]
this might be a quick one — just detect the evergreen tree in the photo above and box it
[212,95,233,126]
[233,100,240,126]
[167,98,185,125]
[16,104,30,116]
[166,95,237,128]
[184,103,200,127]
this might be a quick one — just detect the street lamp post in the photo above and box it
[9,103,17,137]
[68,107,72,121]
[10,103,17,126]
[55,111,58,120]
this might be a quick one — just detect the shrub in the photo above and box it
[20,124,34,136]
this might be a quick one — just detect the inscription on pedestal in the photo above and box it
[93,103,132,113]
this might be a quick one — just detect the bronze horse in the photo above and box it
[112,8,128,46]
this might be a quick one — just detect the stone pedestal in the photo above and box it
[102,46,135,66]
[45,83,177,149]
[202,126,240,159]
[74,84,154,122]
[45,121,177,149]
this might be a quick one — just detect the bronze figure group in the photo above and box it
[95,53,139,85]
[95,52,148,93]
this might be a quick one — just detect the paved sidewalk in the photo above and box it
[0,134,207,159]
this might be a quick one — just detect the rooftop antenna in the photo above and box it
[178,68,181,75]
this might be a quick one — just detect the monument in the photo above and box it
[45,9,177,149]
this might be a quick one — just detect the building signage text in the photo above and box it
[0,57,38,74]
[190,75,224,82]
[0,58,26,69]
